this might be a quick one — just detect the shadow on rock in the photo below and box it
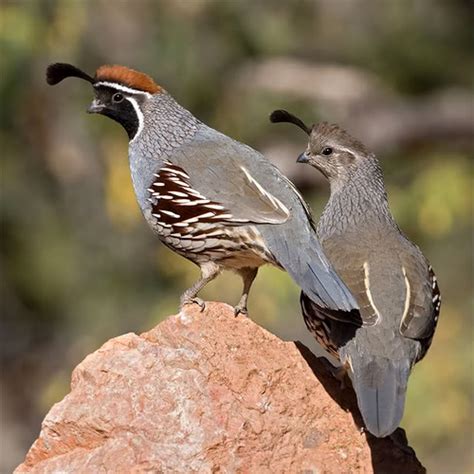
[295,341,426,474]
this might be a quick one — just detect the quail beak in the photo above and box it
[297,152,310,164]
[87,98,105,114]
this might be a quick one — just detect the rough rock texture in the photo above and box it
[16,302,425,473]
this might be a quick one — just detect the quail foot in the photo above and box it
[271,110,441,438]
[46,63,358,317]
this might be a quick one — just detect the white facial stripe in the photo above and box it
[363,261,382,323]
[337,146,356,155]
[94,81,152,98]
[125,96,144,143]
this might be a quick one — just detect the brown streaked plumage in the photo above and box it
[95,65,162,94]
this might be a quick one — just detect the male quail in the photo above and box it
[45,63,358,316]
[270,110,441,437]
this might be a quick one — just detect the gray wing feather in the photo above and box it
[170,140,288,224]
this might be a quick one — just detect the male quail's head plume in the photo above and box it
[45,63,358,317]
[270,110,441,437]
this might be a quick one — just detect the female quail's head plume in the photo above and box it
[271,109,441,438]
[46,63,359,318]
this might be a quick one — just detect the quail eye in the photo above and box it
[322,147,333,156]
[112,92,124,103]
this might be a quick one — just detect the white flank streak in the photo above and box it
[169,191,188,197]
[161,167,189,179]
[401,266,411,324]
[187,188,206,198]
[196,212,216,219]
[159,195,173,200]
[94,82,152,97]
[126,97,144,144]
[161,210,180,218]
[170,179,190,188]
[174,199,191,204]
[152,213,161,218]
[205,203,225,210]
[240,166,289,217]
[215,213,233,219]
[183,217,199,224]
[363,262,382,323]
[173,222,189,227]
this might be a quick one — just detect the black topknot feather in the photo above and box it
[269,109,311,135]
[46,63,95,85]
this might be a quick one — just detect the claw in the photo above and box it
[234,305,248,317]
[180,297,206,312]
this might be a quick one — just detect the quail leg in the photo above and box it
[234,267,258,316]
[180,262,221,312]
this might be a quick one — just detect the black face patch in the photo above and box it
[93,86,141,140]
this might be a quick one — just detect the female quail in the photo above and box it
[271,110,441,438]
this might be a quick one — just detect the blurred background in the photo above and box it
[1,0,473,472]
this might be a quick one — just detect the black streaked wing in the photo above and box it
[300,292,361,359]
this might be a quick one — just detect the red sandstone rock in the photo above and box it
[16,302,425,473]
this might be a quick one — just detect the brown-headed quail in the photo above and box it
[270,110,441,437]
[45,63,358,316]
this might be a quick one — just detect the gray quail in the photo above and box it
[45,63,358,316]
[270,110,441,438]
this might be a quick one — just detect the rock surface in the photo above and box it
[16,302,425,473]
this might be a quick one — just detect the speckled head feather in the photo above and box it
[310,122,368,155]
[95,65,162,94]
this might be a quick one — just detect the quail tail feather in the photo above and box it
[269,231,358,312]
[350,357,411,438]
